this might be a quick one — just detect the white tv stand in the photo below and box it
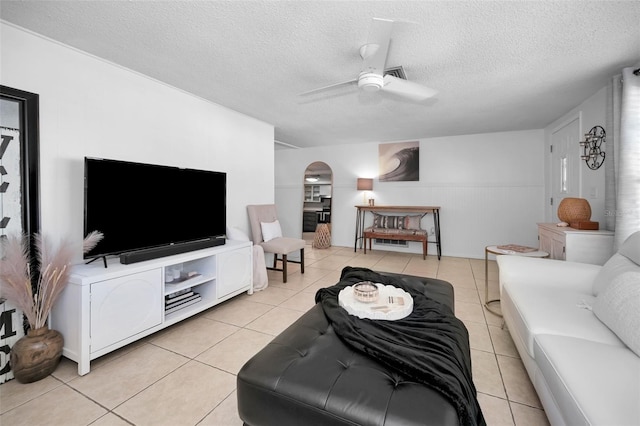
[50,239,252,375]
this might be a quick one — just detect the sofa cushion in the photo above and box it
[593,271,640,357]
[501,281,624,359]
[534,334,640,426]
[592,231,640,296]
[618,230,640,264]
[498,256,601,294]
[592,253,639,296]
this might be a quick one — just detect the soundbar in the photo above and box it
[120,238,225,264]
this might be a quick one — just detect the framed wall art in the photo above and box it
[379,141,419,182]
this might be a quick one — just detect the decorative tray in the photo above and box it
[338,283,413,321]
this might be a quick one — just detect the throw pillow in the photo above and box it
[226,226,250,242]
[261,220,282,242]
[593,271,640,357]
[372,214,423,230]
[404,215,422,230]
[618,230,640,265]
[592,253,638,296]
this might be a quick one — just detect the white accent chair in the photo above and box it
[247,204,305,283]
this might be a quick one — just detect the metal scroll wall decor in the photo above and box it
[579,125,606,170]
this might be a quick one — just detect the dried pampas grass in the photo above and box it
[0,231,103,330]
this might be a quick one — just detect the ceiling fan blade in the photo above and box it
[381,75,438,102]
[361,18,394,74]
[299,78,358,96]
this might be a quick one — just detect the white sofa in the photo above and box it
[498,231,640,426]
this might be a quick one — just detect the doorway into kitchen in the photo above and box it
[302,162,333,243]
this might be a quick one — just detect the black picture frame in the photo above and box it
[0,85,41,246]
[0,86,40,378]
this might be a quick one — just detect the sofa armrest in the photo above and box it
[497,256,601,293]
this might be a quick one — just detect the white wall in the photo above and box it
[544,87,608,227]
[276,129,545,259]
[1,23,275,262]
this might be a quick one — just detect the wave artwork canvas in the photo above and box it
[379,141,419,182]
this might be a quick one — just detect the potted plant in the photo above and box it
[0,231,103,383]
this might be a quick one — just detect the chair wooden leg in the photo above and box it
[423,239,427,260]
[273,255,278,268]
[300,248,304,274]
[282,254,288,283]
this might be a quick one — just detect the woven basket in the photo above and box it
[557,198,591,222]
[313,223,331,249]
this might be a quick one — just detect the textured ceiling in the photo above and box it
[1,1,639,149]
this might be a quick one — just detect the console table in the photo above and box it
[354,205,441,259]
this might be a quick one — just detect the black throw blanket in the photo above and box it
[315,267,486,426]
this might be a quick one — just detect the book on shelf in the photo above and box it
[165,293,200,309]
[496,244,537,253]
[164,291,194,304]
[166,287,192,299]
[165,295,202,314]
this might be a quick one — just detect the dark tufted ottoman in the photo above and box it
[237,273,463,426]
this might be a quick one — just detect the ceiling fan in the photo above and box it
[300,18,438,102]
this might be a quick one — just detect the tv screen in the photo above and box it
[84,157,226,260]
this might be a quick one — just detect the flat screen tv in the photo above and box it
[84,157,226,263]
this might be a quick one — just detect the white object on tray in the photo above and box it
[339,283,414,320]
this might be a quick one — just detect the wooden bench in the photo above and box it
[364,227,428,259]
[355,206,441,260]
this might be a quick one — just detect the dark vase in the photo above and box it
[10,326,64,384]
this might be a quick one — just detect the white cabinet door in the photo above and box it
[539,229,553,255]
[90,269,163,353]
[217,246,252,298]
[539,226,563,259]
[552,237,566,260]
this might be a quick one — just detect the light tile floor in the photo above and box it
[0,244,551,426]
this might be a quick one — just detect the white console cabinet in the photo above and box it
[537,223,614,265]
[50,240,252,375]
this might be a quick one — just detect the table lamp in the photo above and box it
[357,178,373,205]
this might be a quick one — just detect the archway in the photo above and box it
[302,162,333,243]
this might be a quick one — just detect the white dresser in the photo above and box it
[537,223,614,265]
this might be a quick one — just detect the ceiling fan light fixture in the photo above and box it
[300,18,437,102]
[358,72,384,92]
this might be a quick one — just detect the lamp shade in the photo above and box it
[357,178,373,191]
